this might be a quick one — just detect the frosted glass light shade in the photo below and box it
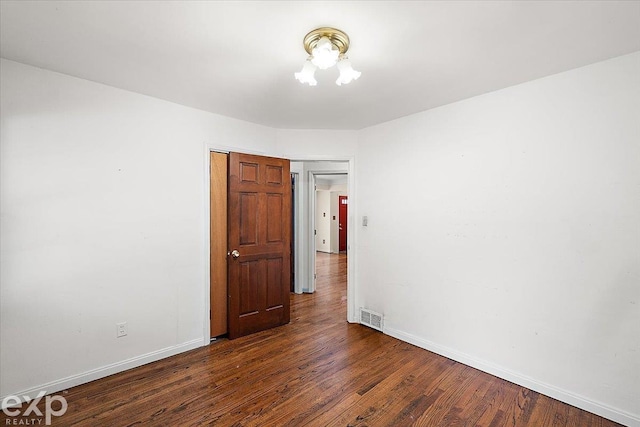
[335,57,361,86]
[311,36,340,70]
[295,28,361,86]
[294,60,318,86]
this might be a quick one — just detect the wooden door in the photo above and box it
[228,152,291,339]
[339,196,348,252]
[210,152,228,338]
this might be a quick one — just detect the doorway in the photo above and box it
[338,195,348,253]
[314,174,348,254]
[206,152,357,344]
[306,170,348,296]
[312,173,348,305]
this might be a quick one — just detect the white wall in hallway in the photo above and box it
[315,190,331,252]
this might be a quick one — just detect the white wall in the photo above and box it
[316,179,348,254]
[315,190,331,252]
[275,129,358,160]
[0,59,277,399]
[356,52,640,425]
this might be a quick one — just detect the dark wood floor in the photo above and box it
[2,252,621,426]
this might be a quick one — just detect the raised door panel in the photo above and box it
[239,193,259,246]
[239,260,260,317]
[240,161,259,184]
[228,152,291,339]
[266,165,283,185]
[266,193,283,243]
[266,257,284,310]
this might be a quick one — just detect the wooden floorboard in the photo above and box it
[1,252,622,426]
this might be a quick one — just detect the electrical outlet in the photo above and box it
[116,322,127,338]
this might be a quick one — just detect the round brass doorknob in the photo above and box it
[231,250,240,259]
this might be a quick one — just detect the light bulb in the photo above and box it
[294,59,318,86]
[335,57,361,86]
[311,36,340,70]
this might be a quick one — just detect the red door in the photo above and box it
[339,196,348,252]
[227,152,291,339]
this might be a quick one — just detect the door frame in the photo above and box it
[290,164,304,295]
[307,168,349,294]
[290,171,299,293]
[202,145,357,345]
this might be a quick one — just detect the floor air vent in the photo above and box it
[360,308,383,332]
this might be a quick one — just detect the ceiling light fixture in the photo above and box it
[294,27,361,86]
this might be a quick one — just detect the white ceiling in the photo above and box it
[1,1,639,130]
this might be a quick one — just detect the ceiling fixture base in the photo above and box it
[302,27,350,55]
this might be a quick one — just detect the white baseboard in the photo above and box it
[1,338,203,408]
[383,326,639,427]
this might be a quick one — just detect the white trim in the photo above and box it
[202,143,213,344]
[289,170,303,294]
[346,157,357,323]
[308,171,317,293]
[383,326,639,427]
[0,339,203,408]
[206,145,269,156]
